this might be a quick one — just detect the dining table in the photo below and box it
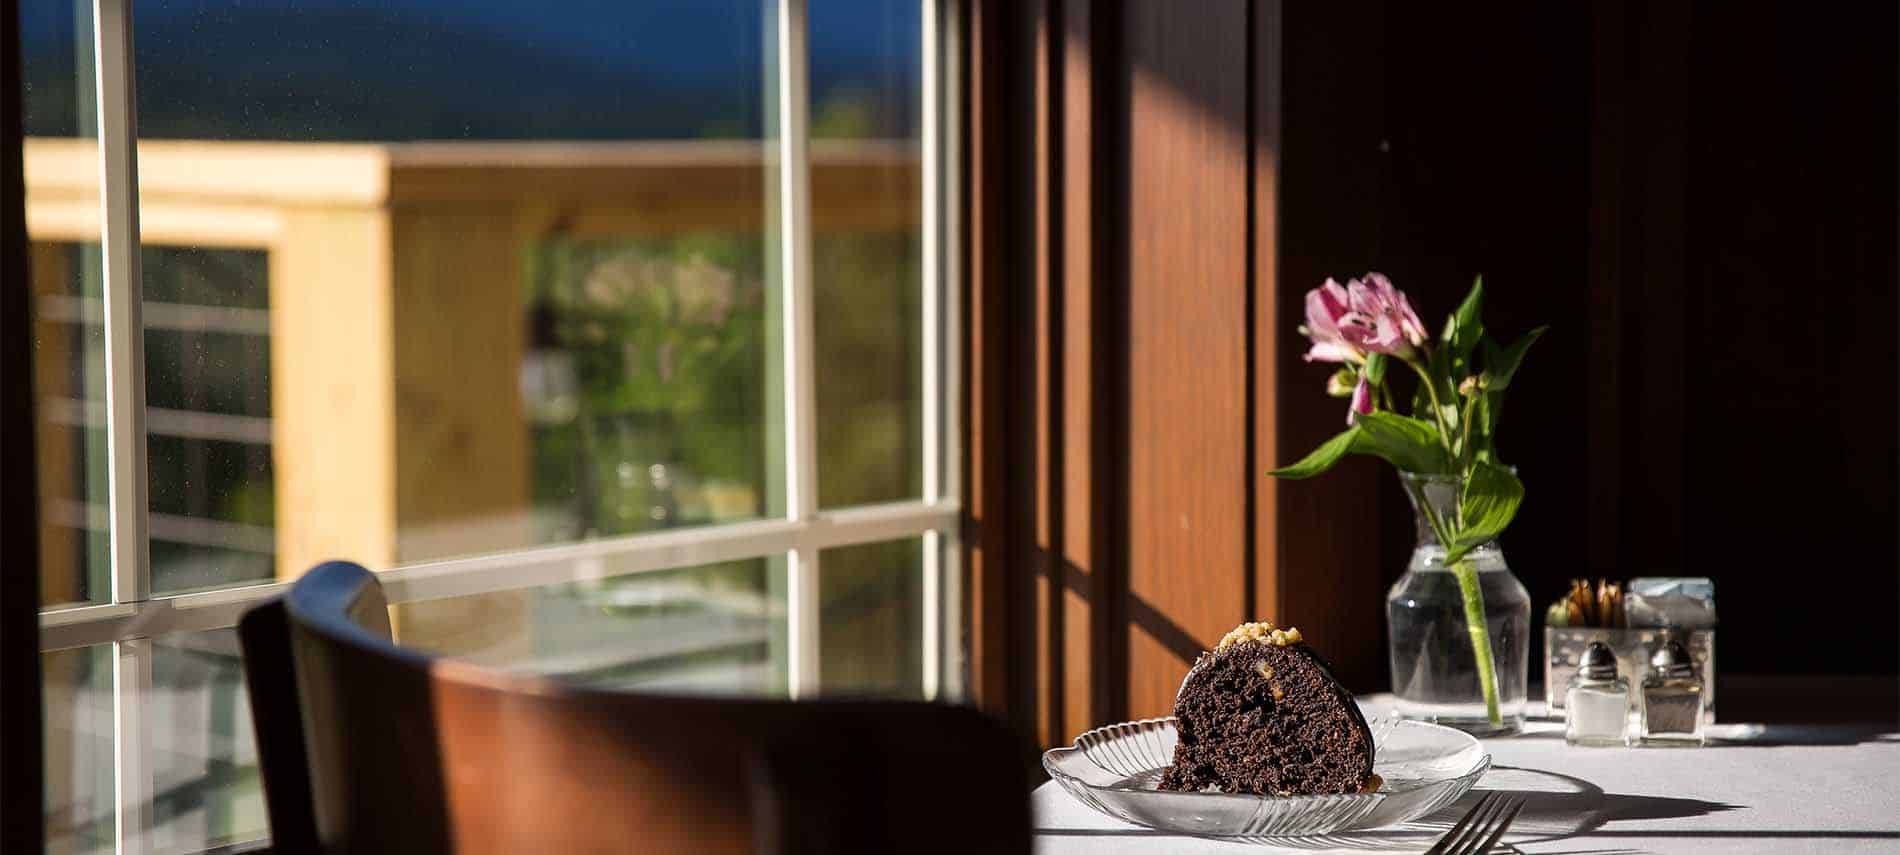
[1031,694,1900,854]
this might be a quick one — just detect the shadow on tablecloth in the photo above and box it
[1228,766,1740,852]
[1032,765,1741,853]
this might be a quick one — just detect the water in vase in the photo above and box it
[1386,542,1531,736]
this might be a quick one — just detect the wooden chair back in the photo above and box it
[238,561,1030,855]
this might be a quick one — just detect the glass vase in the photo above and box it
[1385,472,1531,736]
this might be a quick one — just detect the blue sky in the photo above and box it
[25,0,919,84]
[20,0,922,139]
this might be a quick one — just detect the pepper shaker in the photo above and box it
[1639,635,1705,745]
[1565,641,1630,746]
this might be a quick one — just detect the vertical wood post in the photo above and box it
[270,198,532,659]
[269,206,399,580]
[385,205,531,657]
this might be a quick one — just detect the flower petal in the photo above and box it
[1302,278,1364,363]
[1347,375,1374,425]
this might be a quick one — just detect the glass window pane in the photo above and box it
[131,1,777,581]
[398,558,780,696]
[23,0,108,608]
[524,235,769,543]
[812,0,925,508]
[149,631,267,854]
[820,537,924,697]
[31,3,944,854]
[140,245,273,598]
[43,645,113,855]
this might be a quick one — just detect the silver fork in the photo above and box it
[1422,791,1525,855]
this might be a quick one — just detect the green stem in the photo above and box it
[1449,558,1503,725]
[1405,359,1457,465]
[1458,394,1478,467]
[1408,475,1503,728]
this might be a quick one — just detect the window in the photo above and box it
[24,0,960,851]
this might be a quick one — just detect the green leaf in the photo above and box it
[1364,353,1389,385]
[1269,414,1452,481]
[1355,412,1452,474]
[1412,344,1453,418]
[1472,393,1499,464]
[1268,427,1361,479]
[1441,275,1486,363]
[1483,325,1546,390]
[1473,326,1543,456]
[1445,461,1524,563]
[1480,388,1506,456]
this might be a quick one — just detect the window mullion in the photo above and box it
[938,0,966,702]
[93,0,150,606]
[93,1,155,851]
[112,639,154,855]
[920,0,946,701]
[773,0,821,698]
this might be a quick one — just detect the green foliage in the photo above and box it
[1326,367,1356,398]
[1475,325,1545,463]
[811,88,883,139]
[1271,273,1542,553]
[1364,352,1389,385]
[1482,325,1546,391]
[1355,412,1452,475]
[1268,427,1362,480]
[525,228,923,539]
[1267,413,1449,481]
[1445,461,1524,564]
[527,234,767,538]
[1443,276,1486,365]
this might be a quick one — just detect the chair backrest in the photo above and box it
[238,561,1031,855]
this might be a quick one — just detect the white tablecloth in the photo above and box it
[1032,697,1900,854]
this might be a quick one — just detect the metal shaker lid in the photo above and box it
[1649,636,1697,680]
[1578,641,1619,681]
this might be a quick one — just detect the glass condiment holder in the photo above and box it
[1564,641,1630,746]
[1639,635,1706,745]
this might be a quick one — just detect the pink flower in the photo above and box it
[1299,278,1363,364]
[1339,273,1428,360]
[1347,375,1374,425]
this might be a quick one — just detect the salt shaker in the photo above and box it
[1640,635,1706,745]
[1565,641,1630,746]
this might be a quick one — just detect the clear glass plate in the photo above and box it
[1042,717,1490,838]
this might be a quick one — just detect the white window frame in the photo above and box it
[34,1,962,852]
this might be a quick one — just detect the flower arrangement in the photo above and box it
[1271,273,1544,725]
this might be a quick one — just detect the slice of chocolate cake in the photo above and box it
[1158,621,1377,796]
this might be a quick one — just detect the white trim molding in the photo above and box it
[40,500,959,652]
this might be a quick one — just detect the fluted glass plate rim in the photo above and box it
[1041,716,1491,837]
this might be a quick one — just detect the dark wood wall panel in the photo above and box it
[1272,0,1392,689]
[1027,0,1062,747]
[1586,0,1687,586]
[1363,1,1595,679]
[1249,0,1281,648]
[1676,1,1896,675]
[1277,0,1895,681]
[1118,0,1252,719]
[1057,0,1119,741]
[963,0,1016,719]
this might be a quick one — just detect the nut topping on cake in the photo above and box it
[1215,621,1305,651]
